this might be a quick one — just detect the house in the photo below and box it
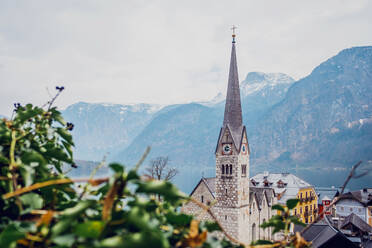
[250,172,318,223]
[334,188,372,226]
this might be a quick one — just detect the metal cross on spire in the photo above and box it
[231,25,237,43]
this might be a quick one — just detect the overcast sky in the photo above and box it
[1,0,371,115]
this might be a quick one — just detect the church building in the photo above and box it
[181,30,276,243]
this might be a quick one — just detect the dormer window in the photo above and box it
[263,179,270,187]
[251,179,257,186]
[277,180,285,188]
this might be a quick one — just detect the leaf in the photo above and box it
[127,206,151,231]
[56,127,74,146]
[45,147,73,164]
[271,204,285,212]
[21,151,47,167]
[20,192,43,210]
[51,219,71,236]
[109,163,124,174]
[52,234,75,246]
[203,221,221,232]
[286,199,299,209]
[75,221,105,238]
[19,166,35,186]
[62,200,94,217]
[165,212,192,226]
[289,216,306,226]
[252,239,274,245]
[0,155,9,164]
[136,180,186,202]
[0,224,25,248]
[127,170,139,181]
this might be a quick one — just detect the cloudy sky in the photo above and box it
[1,0,371,115]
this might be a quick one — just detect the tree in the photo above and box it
[144,156,178,181]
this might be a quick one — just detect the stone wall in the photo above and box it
[181,180,215,222]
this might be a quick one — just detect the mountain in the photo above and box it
[250,46,372,172]
[113,72,295,192]
[114,47,372,192]
[62,102,163,161]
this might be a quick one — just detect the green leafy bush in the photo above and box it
[0,92,240,248]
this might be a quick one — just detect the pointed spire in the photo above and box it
[223,28,242,130]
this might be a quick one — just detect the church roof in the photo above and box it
[249,187,275,209]
[216,37,247,152]
[223,42,242,130]
[189,177,216,198]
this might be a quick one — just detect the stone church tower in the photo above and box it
[181,30,275,244]
[214,30,251,243]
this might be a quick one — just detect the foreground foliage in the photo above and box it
[0,90,312,248]
[0,95,240,248]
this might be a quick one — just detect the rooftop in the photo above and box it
[251,172,312,204]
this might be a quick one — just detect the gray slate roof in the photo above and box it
[295,223,358,248]
[223,42,242,131]
[251,172,312,204]
[337,188,372,206]
[216,41,246,152]
[340,213,372,233]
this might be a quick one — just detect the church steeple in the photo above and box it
[223,29,243,130]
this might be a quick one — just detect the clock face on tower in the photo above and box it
[222,143,232,155]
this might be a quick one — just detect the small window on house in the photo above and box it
[310,216,312,222]
[225,189,228,195]
[229,164,232,174]
[225,215,227,220]
[310,205,312,211]
[207,201,211,206]
[201,195,204,203]
[300,193,303,199]
[221,164,225,174]
[295,209,297,215]
[300,207,302,214]
[306,192,308,198]
[225,166,229,175]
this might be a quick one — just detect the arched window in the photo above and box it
[221,164,225,174]
[252,223,256,241]
[225,165,229,174]
[229,164,232,174]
